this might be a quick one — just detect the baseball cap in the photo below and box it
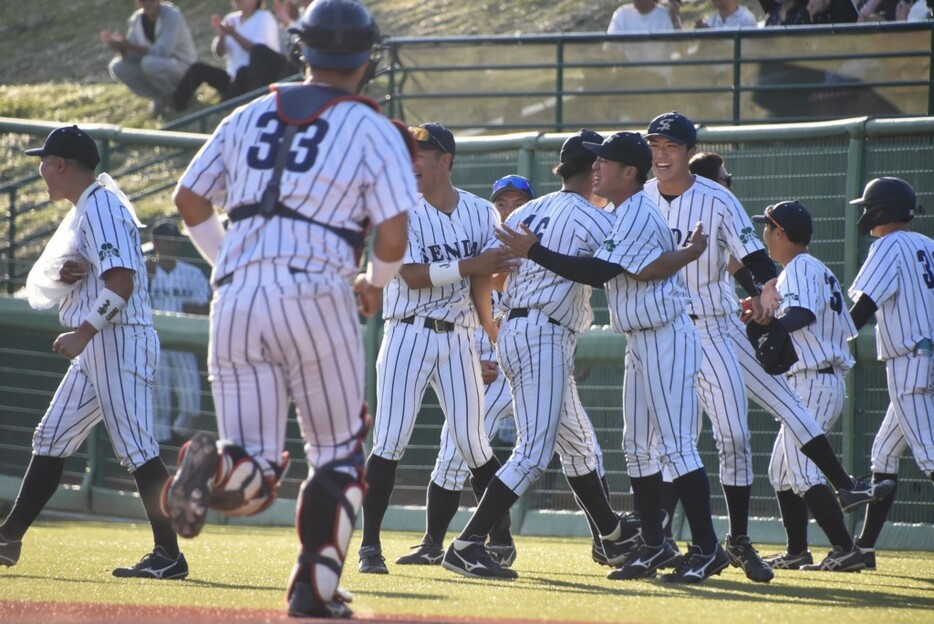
[582,131,653,177]
[150,218,182,239]
[410,122,455,155]
[24,125,100,170]
[645,111,697,145]
[752,200,812,244]
[490,175,536,202]
[560,129,604,164]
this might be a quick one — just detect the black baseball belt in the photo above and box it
[507,307,561,326]
[400,316,455,332]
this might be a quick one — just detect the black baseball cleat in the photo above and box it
[442,539,518,579]
[836,477,896,513]
[600,513,643,566]
[0,533,22,567]
[591,539,610,566]
[396,538,444,565]
[860,548,877,571]
[765,550,813,570]
[162,431,219,539]
[661,537,683,569]
[607,539,680,580]
[659,543,730,584]
[800,545,865,572]
[725,534,774,583]
[287,581,353,619]
[358,545,388,574]
[112,546,189,579]
[486,538,517,568]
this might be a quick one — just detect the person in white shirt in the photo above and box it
[694,0,760,27]
[173,0,281,110]
[607,0,680,32]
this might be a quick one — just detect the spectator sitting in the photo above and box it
[101,0,197,117]
[695,0,760,27]
[607,0,680,32]
[807,0,859,22]
[173,0,281,111]
[764,0,813,23]
[242,0,312,90]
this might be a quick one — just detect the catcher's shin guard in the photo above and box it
[210,442,290,518]
[288,450,366,609]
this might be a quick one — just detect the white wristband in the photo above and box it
[428,261,462,286]
[364,254,404,288]
[84,288,127,331]
[187,213,225,267]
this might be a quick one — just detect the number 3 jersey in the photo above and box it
[776,253,856,374]
[178,91,418,286]
[848,230,934,360]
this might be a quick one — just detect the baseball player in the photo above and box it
[161,1,416,618]
[748,200,866,572]
[846,178,934,571]
[441,131,656,580]
[148,218,210,445]
[643,111,895,583]
[496,131,735,584]
[0,126,186,579]
[395,174,537,569]
[358,122,515,575]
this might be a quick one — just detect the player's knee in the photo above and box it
[209,442,289,517]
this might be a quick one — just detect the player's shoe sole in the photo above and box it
[836,478,896,513]
[162,432,219,539]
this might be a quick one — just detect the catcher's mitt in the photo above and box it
[746,320,799,375]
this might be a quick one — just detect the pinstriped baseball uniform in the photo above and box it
[645,176,824,486]
[769,254,858,494]
[33,182,160,470]
[593,191,703,480]
[372,190,497,468]
[849,231,934,476]
[150,259,210,442]
[431,294,513,491]
[494,190,615,496]
[178,91,417,472]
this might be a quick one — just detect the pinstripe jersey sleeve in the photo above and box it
[178,93,418,285]
[848,231,934,359]
[645,176,764,317]
[59,184,152,328]
[502,192,616,332]
[594,191,687,332]
[778,254,857,372]
[381,190,497,327]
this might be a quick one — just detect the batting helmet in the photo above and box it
[288,0,380,70]
[849,177,916,235]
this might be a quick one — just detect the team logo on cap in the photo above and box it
[656,119,673,132]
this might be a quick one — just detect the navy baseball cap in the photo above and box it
[560,129,604,164]
[752,200,812,244]
[151,218,181,239]
[410,122,455,155]
[25,125,100,170]
[645,111,697,145]
[583,132,653,177]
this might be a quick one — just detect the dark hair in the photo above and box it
[688,152,724,181]
[553,158,593,180]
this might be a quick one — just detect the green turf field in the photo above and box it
[2,520,932,623]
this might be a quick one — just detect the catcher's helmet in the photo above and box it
[849,177,916,235]
[288,0,380,70]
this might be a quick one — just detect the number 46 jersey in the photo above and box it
[178,91,418,285]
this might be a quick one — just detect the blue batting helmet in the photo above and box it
[288,0,380,70]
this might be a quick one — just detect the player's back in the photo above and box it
[644,175,765,318]
[503,191,615,332]
[179,91,416,287]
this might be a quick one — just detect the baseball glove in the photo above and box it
[746,319,799,375]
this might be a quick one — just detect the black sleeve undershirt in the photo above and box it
[775,307,816,333]
[849,294,878,330]
[733,266,760,297]
[527,243,623,289]
[740,249,778,289]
